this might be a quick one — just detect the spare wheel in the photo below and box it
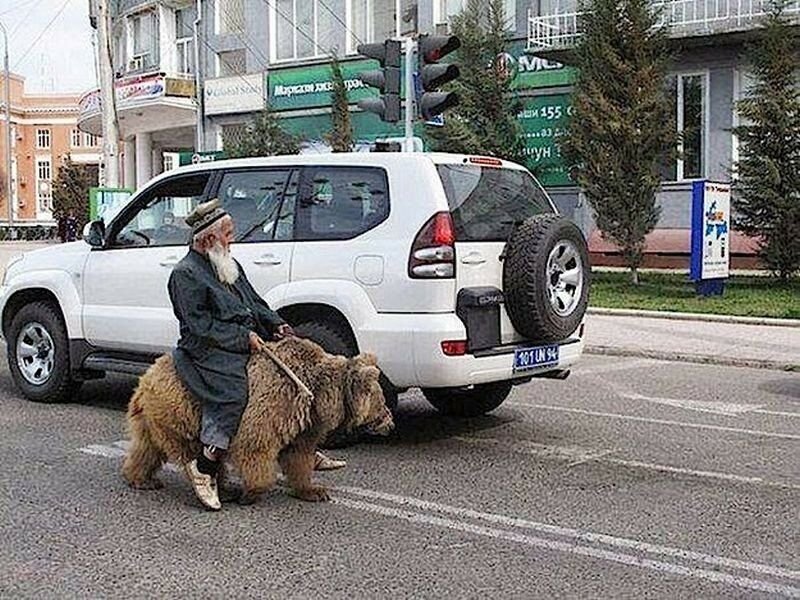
[502,213,590,342]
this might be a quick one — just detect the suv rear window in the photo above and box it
[437,165,553,241]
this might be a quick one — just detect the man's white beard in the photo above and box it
[207,242,239,285]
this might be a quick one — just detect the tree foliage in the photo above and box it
[226,109,303,158]
[427,0,525,164]
[52,156,94,230]
[560,0,676,283]
[732,0,800,279]
[325,54,354,152]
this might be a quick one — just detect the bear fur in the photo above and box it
[122,336,393,504]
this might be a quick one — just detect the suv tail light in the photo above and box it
[408,212,456,279]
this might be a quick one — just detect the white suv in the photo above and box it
[0,153,589,416]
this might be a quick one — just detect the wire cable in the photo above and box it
[12,0,73,70]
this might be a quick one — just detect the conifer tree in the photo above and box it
[560,0,676,283]
[226,109,303,158]
[428,0,525,164]
[732,0,800,279]
[52,156,94,230]
[325,54,354,152]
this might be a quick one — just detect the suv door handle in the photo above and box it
[253,254,282,266]
[460,252,486,265]
[159,257,179,267]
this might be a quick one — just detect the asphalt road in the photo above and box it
[1,352,798,599]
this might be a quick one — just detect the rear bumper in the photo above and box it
[357,312,584,389]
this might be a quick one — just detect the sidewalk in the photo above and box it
[584,313,800,371]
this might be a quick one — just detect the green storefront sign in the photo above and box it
[517,94,573,187]
[178,150,226,166]
[505,39,577,91]
[268,59,379,111]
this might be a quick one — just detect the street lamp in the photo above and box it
[0,21,12,228]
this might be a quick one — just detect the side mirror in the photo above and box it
[83,220,106,248]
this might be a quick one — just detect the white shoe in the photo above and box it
[184,459,221,511]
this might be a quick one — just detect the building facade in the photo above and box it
[80,0,798,266]
[1,74,102,236]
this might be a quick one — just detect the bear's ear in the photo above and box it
[353,353,378,368]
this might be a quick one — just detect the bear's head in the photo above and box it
[342,353,394,436]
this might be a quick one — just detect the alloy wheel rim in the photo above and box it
[16,322,55,386]
[546,240,583,317]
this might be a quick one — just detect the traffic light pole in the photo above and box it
[403,38,415,153]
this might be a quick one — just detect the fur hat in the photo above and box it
[186,198,229,235]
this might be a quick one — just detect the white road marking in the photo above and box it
[80,441,800,596]
[573,359,657,377]
[619,392,765,416]
[333,497,800,598]
[507,402,800,441]
[754,409,800,419]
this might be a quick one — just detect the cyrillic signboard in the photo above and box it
[690,181,731,281]
[267,59,379,111]
[78,74,195,119]
[517,94,573,187]
[204,74,265,115]
[503,40,577,90]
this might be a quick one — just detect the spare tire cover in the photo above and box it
[502,213,590,342]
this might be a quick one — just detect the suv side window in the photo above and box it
[110,173,210,248]
[296,166,389,241]
[216,168,298,243]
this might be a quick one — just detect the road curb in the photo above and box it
[585,345,800,372]
[587,307,800,328]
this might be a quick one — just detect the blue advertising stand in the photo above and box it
[690,181,731,297]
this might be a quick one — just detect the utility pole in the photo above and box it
[403,37,415,152]
[0,21,12,226]
[194,0,204,153]
[96,0,120,187]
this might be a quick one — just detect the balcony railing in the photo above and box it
[528,0,800,50]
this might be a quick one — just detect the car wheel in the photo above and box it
[7,301,81,403]
[503,213,590,342]
[422,381,513,417]
[293,319,397,448]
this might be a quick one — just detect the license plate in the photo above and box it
[513,344,560,372]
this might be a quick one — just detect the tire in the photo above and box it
[293,319,397,448]
[7,301,81,403]
[422,381,513,417]
[503,213,590,342]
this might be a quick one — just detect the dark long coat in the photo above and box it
[167,249,285,442]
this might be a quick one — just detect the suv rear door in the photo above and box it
[212,167,299,303]
[436,159,555,344]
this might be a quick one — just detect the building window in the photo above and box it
[433,0,516,30]
[36,129,51,149]
[84,132,100,147]
[70,129,82,148]
[218,49,247,77]
[221,123,248,152]
[218,0,245,34]
[127,10,159,72]
[271,0,346,62]
[176,8,195,75]
[36,158,53,214]
[662,73,708,181]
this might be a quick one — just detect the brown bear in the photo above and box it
[122,336,394,504]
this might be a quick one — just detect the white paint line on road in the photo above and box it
[79,441,800,595]
[619,392,765,416]
[333,496,800,598]
[459,435,800,490]
[507,402,800,441]
[573,359,658,377]
[754,409,800,419]
[333,485,800,584]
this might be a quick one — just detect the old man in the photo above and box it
[169,199,344,511]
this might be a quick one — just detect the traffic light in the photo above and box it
[417,34,460,121]
[356,40,402,123]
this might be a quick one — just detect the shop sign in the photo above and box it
[204,74,264,115]
[267,59,378,111]
[502,40,577,90]
[116,73,166,107]
[517,94,573,186]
